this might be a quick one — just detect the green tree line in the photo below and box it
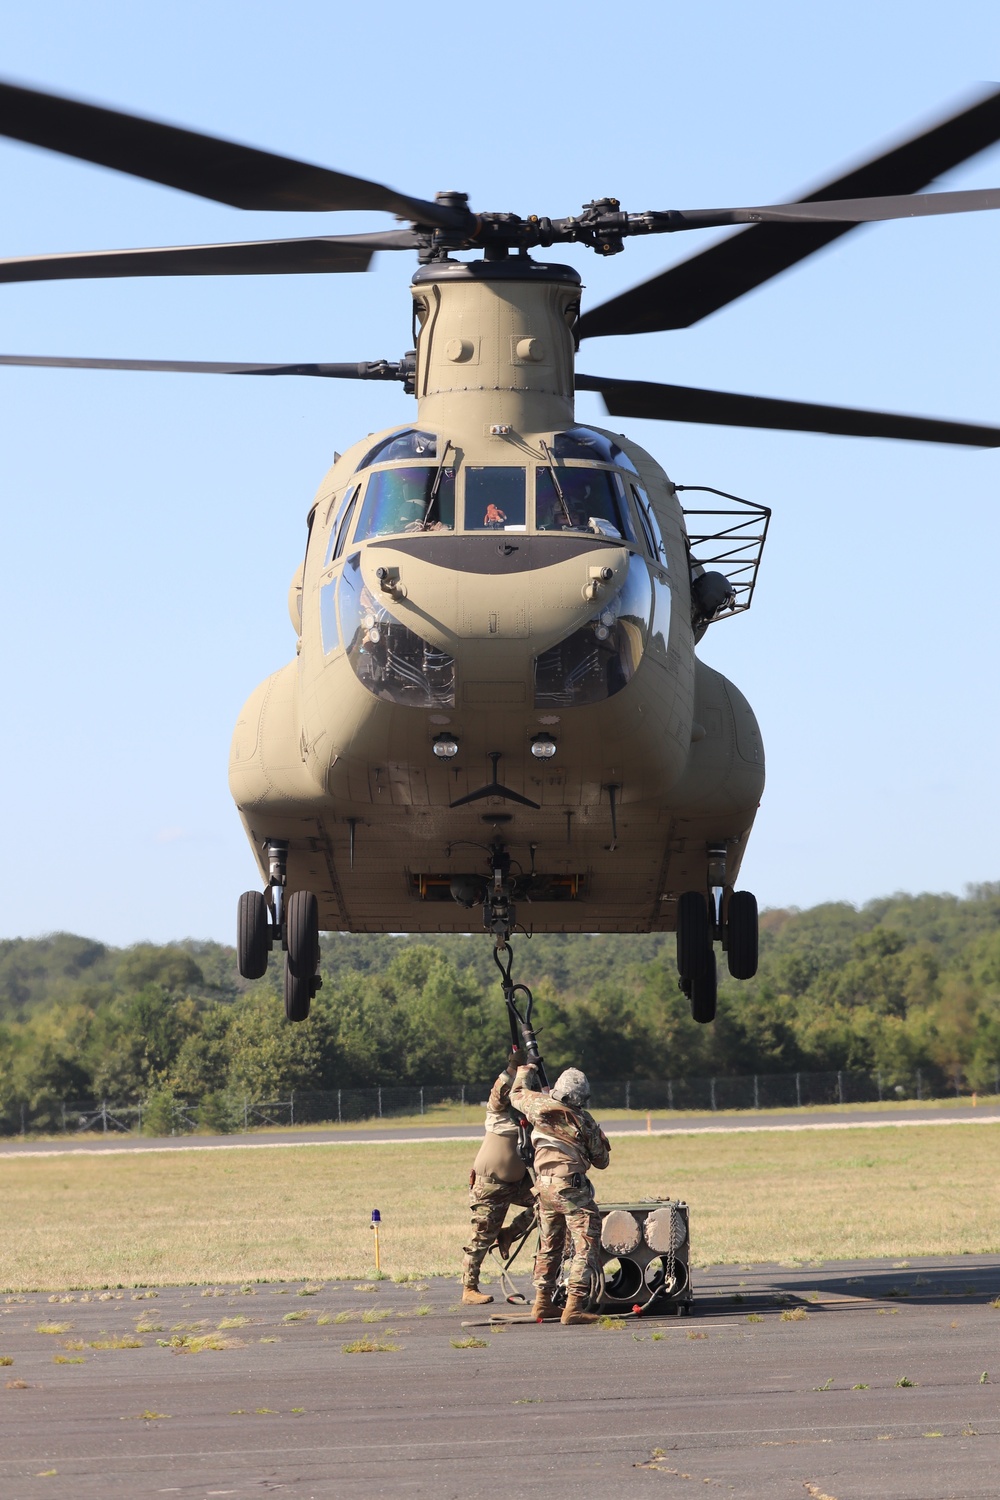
[1,884,999,1130]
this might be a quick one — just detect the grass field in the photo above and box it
[2,1123,998,1291]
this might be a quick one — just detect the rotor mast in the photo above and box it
[410,259,581,434]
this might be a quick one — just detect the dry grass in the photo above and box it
[2,1123,998,1290]
[342,1336,400,1353]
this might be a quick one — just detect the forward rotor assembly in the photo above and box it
[2,77,1000,446]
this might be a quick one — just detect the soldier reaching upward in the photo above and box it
[510,1063,610,1325]
[461,1049,537,1307]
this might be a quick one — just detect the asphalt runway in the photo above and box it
[2,1256,998,1499]
[3,1103,998,1157]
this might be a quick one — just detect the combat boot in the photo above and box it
[560,1294,601,1325]
[462,1286,494,1305]
[531,1289,558,1321]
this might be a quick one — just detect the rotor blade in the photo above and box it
[0,354,407,379]
[578,86,1000,338]
[0,79,462,226]
[576,373,1000,447]
[0,229,420,285]
[667,185,1000,228]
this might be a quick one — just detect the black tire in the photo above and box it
[237,890,270,980]
[284,957,312,1023]
[286,890,319,979]
[676,891,711,982]
[727,890,759,979]
[691,950,717,1024]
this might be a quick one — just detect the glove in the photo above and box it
[508,1047,526,1071]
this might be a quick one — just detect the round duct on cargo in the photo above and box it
[601,1255,645,1303]
[601,1209,641,1254]
[644,1204,687,1253]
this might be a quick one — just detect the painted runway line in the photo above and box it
[2,1110,997,1158]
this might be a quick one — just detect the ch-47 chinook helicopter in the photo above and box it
[2,82,1000,1042]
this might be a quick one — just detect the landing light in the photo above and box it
[530,735,558,760]
[433,735,460,759]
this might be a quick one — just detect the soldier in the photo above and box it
[461,1048,537,1307]
[510,1063,610,1325]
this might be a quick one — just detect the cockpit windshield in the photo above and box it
[355,429,437,472]
[535,466,635,542]
[552,427,639,474]
[355,465,456,540]
[465,466,527,531]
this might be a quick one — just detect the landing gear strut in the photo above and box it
[235,838,322,1023]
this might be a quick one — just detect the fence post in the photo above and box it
[102,1101,108,1134]
[795,1072,801,1108]
[377,1086,382,1119]
[420,1087,424,1116]
[625,1080,631,1111]
[20,1102,25,1136]
[137,1101,142,1133]
[290,1091,295,1127]
[244,1096,249,1132]
[753,1075,759,1111]
[337,1088,342,1124]
[667,1079,673,1111]
[710,1078,716,1112]
[916,1068,923,1101]
[837,1072,843,1106]
[877,1071,883,1102]
[461,1084,465,1121]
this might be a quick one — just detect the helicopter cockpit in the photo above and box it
[318,424,667,555]
[313,422,674,712]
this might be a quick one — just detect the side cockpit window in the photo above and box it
[631,483,666,565]
[326,485,361,565]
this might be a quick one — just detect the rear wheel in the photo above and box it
[284,958,313,1023]
[237,891,270,980]
[676,891,711,983]
[283,890,321,1023]
[690,950,717,1024]
[726,890,759,979]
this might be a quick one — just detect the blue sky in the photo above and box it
[2,0,999,944]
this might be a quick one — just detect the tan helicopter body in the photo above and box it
[229,261,764,938]
[3,78,999,1027]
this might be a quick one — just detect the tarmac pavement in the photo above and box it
[3,1103,998,1156]
[1,1256,998,1499]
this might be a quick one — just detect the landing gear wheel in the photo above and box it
[284,959,314,1023]
[286,890,319,978]
[726,891,759,979]
[283,890,321,1023]
[676,891,711,983]
[690,949,717,1024]
[237,891,270,979]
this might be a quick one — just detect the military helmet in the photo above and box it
[550,1068,590,1108]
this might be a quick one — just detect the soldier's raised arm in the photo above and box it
[509,1062,543,1121]
[487,1048,525,1115]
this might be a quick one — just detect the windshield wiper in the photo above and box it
[539,439,573,526]
[421,440,454,529]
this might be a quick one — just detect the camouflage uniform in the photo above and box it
[510,1066,610,1302]
[462,1064,536,1289]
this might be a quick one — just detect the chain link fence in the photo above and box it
[4,1063,998,1138]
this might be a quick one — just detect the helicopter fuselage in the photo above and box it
[229,259,764,933]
